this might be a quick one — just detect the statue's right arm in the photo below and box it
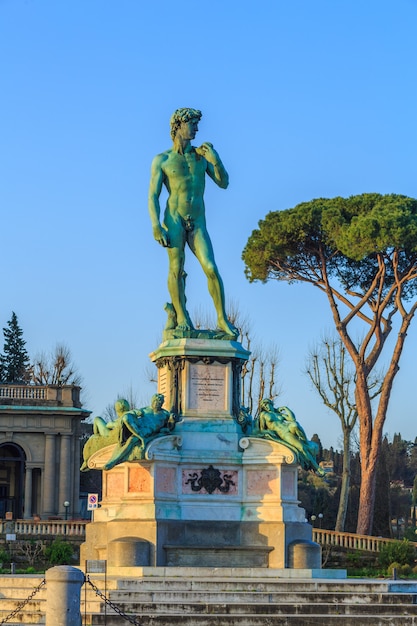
[148,155,169,247]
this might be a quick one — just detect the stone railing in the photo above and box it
[313,528,417,552]
[0,519,88,536]
[0,385,46,400]
[0,384,82,407]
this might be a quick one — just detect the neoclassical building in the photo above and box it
[0,384,90,520]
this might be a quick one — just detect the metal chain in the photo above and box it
[0,578,46,625]
[86,575,144,626]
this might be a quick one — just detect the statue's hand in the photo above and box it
[196,142,218,164]
[153,224,169,247]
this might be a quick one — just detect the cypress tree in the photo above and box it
[0,312,30,383]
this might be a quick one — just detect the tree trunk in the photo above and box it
[356,455,378,535]
[335,429,351,532]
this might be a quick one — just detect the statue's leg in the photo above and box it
[93,416,110,436]
[104,436,139,470]
[166,224,193,330]
[190,227,238,336]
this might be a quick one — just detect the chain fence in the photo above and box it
[0,578,46,625]
[85,575,144,626]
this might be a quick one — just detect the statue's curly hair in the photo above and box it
[151,393,164,406]
[115,398,130,414]
[170,108,202,139]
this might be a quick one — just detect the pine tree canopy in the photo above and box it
[0,312,30,383]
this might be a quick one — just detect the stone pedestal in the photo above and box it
[80,338,318,570]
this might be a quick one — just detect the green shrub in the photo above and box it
[404,527,417,541]
[378,540,416,568]
[347,566,380,577]
[401,564,412,576]
[346,550,363,567]
[0,547,11,564]
[387,562,402,576]
[44,538,74,565]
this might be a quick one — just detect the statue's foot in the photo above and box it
[216,318,239,338]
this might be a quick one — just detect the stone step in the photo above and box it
[85,599,417,615]
[0,585,47,599]
[85,573,417,594]
[85,614,417,626]
[0,606,45,625]
[89,568,410,593]
[94,589,417,605]
[0,574,45,587]
[0,575,46,624]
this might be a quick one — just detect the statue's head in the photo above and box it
[260,398,274,412]
[151,393,164,411]
[115,398,130,416]
[170,108,202,140]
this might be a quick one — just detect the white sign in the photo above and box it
[87,493,99,510]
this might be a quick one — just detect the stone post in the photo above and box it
[72,434,80,519]
[45,565,84,626]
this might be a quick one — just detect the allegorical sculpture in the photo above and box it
[81,394,176,471]
[255,399,324,475]
[148,107,238,338]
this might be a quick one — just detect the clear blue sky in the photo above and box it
[1,0,416,449]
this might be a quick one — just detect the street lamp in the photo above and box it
[63,501,70,521]
[310,515,317,527]
[318,513,324,529]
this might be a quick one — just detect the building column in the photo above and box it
[72,434,80,519]
[23,465,33,519]
[58,435,71,518]
[43,434,57,517]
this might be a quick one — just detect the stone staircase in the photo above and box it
[1,569,417,625]
[0,574,46,625]
[81,567,417,626]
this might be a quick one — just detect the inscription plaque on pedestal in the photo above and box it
[186,362,230,413]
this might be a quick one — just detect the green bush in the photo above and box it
[378,540,416,568]
[387,561,402,576]
[404,527,417,541]
[401,564,412,576]
[386,562,415,577]
[44,538,74,565]
[346,550,363,567]
[0,547,11,565]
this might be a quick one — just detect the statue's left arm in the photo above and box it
[196,142,229,189]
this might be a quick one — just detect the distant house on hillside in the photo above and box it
[319,461,334,474]
[0,384,90,519]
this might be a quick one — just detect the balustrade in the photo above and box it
[313,528,417,552]
[0,385,46,400]
[0,519,88,536]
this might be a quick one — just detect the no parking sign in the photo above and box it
[87,493,99,510]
